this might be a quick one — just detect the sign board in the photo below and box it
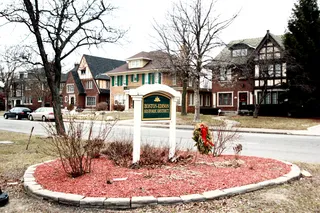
[142,93,171,120]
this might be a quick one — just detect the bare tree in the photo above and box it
[0,46,28,111]
[25,68,51,107]
[154,0,237,121]
[0,0,125,134]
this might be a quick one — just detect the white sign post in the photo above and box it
[129,84,180,164]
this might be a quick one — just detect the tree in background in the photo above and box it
[0,0,125,134]
[154,0,237,121]
[0,46,29,111]
[284,0,320,113]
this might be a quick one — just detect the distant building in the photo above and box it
[60,54,125,109]
[107,50,212,112]
[210,30,287,113]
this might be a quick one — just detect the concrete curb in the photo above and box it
[23,160,301,210]
[115,123,320,137]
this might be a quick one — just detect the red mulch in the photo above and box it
[34,155,291,198]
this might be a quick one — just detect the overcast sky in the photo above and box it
[0,0,317,71]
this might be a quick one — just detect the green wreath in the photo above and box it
[192,123,214,155]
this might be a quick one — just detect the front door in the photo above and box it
[238,92,248,110]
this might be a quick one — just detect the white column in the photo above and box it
[132,95,142,164]
[212,93,216,108]
[249,92,253,104]
[169,97,177,159]
[124,94,129,111]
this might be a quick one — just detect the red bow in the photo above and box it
[200,124,214,147]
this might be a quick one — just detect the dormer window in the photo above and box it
[232,49,247,57]
[129,60,142,69]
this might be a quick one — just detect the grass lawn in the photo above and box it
[63,110,134,121]
[176,113,223,126]
[1,130,320,212]
[227,115,320,130]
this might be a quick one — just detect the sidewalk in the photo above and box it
[116,119,320,136]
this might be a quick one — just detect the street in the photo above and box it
[0,117,319,163]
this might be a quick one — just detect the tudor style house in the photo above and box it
[60,54,125,109]
[106,51,212,112]
[211,30,287,113]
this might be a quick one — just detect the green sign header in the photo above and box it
[142,93,171,120]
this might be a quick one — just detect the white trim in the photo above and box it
[66,84,74,93]
[212,93,216,108]
[237,91,249,110]
[86,96,96,107]
[217,91,234,107]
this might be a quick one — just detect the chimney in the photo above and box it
[74,63,79,68]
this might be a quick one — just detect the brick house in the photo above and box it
[7,68,52,110]
[107,50,212,112]
[210,30,287,113]
[60,54,125,109]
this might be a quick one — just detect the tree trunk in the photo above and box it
[253,104,259,118]
[51,86,65,135]
[5,92,9,111]
[193,77,201,122]
[181,78,188,116]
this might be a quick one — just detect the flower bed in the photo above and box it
[34,155,291,198]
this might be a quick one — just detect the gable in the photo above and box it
[78,57,93,79]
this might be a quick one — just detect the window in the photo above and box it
[114,94,125,105]
[116,76,123,86]
[148,73,155,84]
[38,97,43,102]
[129,60,142,69]
[132,74,139,82]
[172,74,177,85]
[205,95,210,106]
[232,49,247,57]
[86,81,93,89]
[200,94,203,106]
[25,96,32,104]
[189,93,195,106]
[145,73,149,84]
[81,68,86,75]
[257,91,285,105]
[268,65,274,77]
[275,64,281,77]
[219,68,231,81]
[86,96,96,106]
[67,84,74,93]
[65,96,68,103]
[188,78,193,87]
[60,83,65,92]
[218,92,232,106]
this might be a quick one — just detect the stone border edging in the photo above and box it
[23,160,301,210]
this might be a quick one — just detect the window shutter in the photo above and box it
[126,75,128,86]
[131,74,134,82]
[120,76,123,86]
[148,73,151,84]
[136,74,139,82]
[111,76,114,86]
[142,74,145,85]
[158,73,161,84]
[152,73,155,84]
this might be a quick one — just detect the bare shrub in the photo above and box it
[140,144,169,167]
[113,104,125,111]
[211,123,240,157]
[96,102,109,111]
[102,138,194,168]
[233,143,243,160]
[43,117,116,177]
[102,139,133,167]
[67,104,74,111]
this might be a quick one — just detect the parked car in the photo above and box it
[3,107,32,120]
[28,107,55,122]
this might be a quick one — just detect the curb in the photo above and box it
[116,123,320,137]
[23,160,301,210]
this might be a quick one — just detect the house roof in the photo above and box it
[70,65,85,95]
[212,32,284,66]
[83,55,126,79]
[107,51,170,75]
